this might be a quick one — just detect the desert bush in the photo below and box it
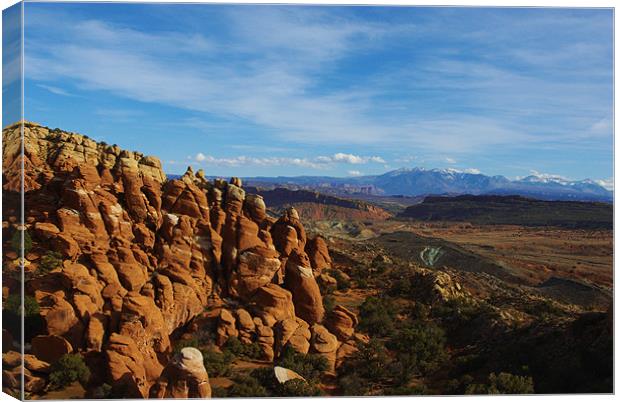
[277,378,323,396]
[338,372,370,396]
[452,354,485,376]
[211,387,229,397]
[93,383,113,399]
[172,338,200,353]
[432,297,490,322]
[252,366,323,395]
[412,302,431,320]
[323,295,336,314]
[348,263,369,284]
[357,296,397,337]
[466,372,534,394]
[202,346,234,377]
[3,294,44,341]
[276,345,329,382]
[328,269,351,291]
[48,354,91,390]
[523,299,565,319]
[383,384,428,395]
[226,374,269,397]
[224,336,263,359]
[38,251,63,274]
[11,229,32,255]
[5,294,39,317]
[387,320,447,378]
[338,339,393,393]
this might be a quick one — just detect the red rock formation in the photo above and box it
[1,122,357,398]
[284,250,325,324]
[325,305,358,341]
[150,347,212,398]
[305,235,332,277]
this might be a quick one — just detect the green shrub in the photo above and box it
[387,320,447,377]
[3,294,44,341]
[350,264,372,287]
[276,344,328,382]
[412,302,431,321]
[383,385,428,395]
[358,296,396,337]
[466,372,534,394]
[329,269,351,291]
[202,346,234,377]
[338,339,393,394]
[48,354,90,390]
[323,295,336,314]
[5,294,39,317]
[223,336,263,359]
[226,374,269,397]
[338,372,370,396]
[249,367,323,397]
[432,297,490,323]
[92,383,114,399]
[211,387,229,397]
[453,354,485,376]
[11,229,32,255]
[276,378,323,396]
[172,338,199,354]
[38,251,63,274]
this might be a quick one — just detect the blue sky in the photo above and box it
[6,4,615,185]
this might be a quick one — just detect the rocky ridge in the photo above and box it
[2,122,359,397]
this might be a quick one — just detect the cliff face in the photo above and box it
[246,187,393,221]
[2,122,358,398]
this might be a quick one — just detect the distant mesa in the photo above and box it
[398,194,612,229]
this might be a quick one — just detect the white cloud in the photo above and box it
[590,117,611,134]
[331,153,385,164]
[395,155,416,164]
[348,170,362,176]
[445,157,457,164]
[191,152,385,169]
[462,168,481,174]
[23,7,613,163]
[191,154,324,169]
[37,84,73,96]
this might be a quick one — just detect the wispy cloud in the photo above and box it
[37,84,73,96]
[192,151,386,169]
[25,7,611,153]
[317,153,385,164]
[22,5,612,180]
[192,154,325,169]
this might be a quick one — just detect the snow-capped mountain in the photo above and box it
[371,168,612,201]
[232,167,613,202]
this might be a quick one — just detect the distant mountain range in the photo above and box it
[170,167,613,202]
[239,168,613,202]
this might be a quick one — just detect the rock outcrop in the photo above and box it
[150,347,211,398]
[2,122,355,398]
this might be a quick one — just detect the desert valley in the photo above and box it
[1,122,613,398]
